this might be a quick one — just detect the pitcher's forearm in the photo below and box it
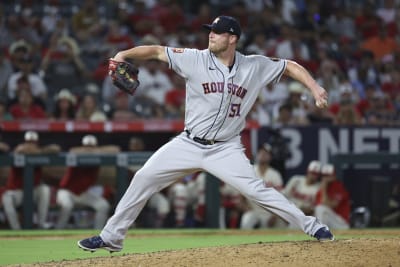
[114,45,168,63]
[284,60,320,94]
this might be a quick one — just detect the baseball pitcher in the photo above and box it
[79,15,333,252]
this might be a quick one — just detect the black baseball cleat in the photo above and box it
[313,227,335,242]
[77,236,121,253]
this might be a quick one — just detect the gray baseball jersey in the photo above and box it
[99,48,329,250]
[166,47,286,141]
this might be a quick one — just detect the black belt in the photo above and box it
[185,130,220,145]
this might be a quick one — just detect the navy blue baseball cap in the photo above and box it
[203,16,241,39]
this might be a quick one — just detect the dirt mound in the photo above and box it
[24,237,400,267]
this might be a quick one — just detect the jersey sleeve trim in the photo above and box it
[275,59,287,83]
[165,47,173,69]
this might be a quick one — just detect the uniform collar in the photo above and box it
[209,50,240,77]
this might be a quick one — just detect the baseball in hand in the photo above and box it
[316,99,328,108]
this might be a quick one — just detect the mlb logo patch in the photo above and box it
[172,48,185,53]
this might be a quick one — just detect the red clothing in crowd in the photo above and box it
[381,82,400,100]
[59,166,100,195]
[9,104,47,119]
[315,180,351,222]
[165,88,185,108]
[356,98,394,116]
[153,3,185,34]
[329,103,362,116]
[6,167,42,190]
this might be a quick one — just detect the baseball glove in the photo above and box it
[108,59,140,95]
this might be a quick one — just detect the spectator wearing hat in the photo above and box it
[285,81,311,124]
[7,52,47,103]
[55,135,120,229]
[2,131,60,229]
[283,160,321,216]
[240,144,286,229]
[7,40,32,71]
[314,164,351,229]
[40,35,90,96]
[51,89,77,120]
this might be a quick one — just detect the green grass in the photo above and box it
[0,229,314,266]
[2,228,396,266]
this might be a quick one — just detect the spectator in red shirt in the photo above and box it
[2,131,60,229]
[8,76,47,120]
[55,135,120,229]
[315,163,350,229]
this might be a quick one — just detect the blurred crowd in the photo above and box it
[0,131,359,230]
[0,0,399,126]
